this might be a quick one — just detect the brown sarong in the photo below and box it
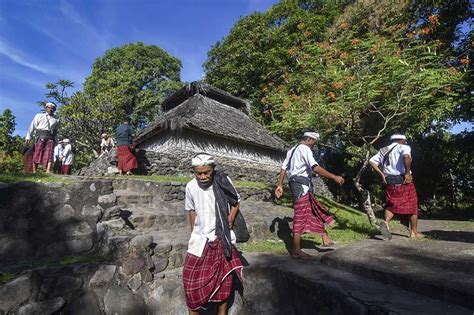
[293,192,334,235]
[182,240,243,310]
[117,145,138,172]
[33,139,54,167]
[385,182,418,215]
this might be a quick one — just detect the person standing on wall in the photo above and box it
[25,102,59,173]
[59,139,74,175]
[115,117,138,175]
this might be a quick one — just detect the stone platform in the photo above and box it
[308,219,474,310]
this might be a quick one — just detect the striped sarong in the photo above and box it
[385,182,418,215]
[33,139,54,167]
[293,192,334,235]
[183,240,243,310]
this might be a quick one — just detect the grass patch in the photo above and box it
[126,174,192,183]
[240,195,382,254]
[111,174,271,189]
[0,272,15,284]
[0,172,70,184]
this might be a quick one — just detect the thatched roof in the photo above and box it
[161,82,251,115]
[135,83,287,152]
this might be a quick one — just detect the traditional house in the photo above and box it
[132,82,288,183]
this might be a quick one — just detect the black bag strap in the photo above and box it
[286,144,300,171]
[381,144,398,168]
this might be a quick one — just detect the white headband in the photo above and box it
[191,154,215,167]
[303,131,320,140]
[45,102,56,109]
[390,134,406,141]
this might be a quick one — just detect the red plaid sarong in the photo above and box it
[117,145,138,172]
[61,165,71,175]
[23,152,33,174]
[182,240,243,310]
[385,182,418,215]
[33,139,54,166]
[293,192,334,235]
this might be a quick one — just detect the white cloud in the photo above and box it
[0,38,54,74]
[59,0,109,51]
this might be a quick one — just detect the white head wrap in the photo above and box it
[45,102,56,109]
[62,138,70,143]
[390,134,406,141]
[303,131,320,140]
[191,153,215,167]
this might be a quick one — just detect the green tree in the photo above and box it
[84,42,182,127]
[204,0,345,117]
[204,0,471,218]
[0,109,16,154]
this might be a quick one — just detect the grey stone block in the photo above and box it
[104,286,147,315]
[18,297,65,315]
[0,274,35,312]
[89,265,117,287]
[53,204,75,221]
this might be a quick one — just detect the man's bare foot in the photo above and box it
[291,250,312,260]
[410,232,424,239]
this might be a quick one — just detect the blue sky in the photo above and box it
[0,0,471,137]
[0,0,279,136]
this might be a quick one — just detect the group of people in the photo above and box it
[182,130,420,313]
[25,103,419,313]
[24,103,139,176]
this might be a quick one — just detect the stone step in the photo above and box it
[242,253,472,314]
[128,209,188,231]
[114,189,155,209]
[319,237,474,310]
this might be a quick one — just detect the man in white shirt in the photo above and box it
[275,131,345,259]
[53,141,64,173]
[59,139,74,175]
[25,102,59,173]
[182,153,243,314]
[369,134,421,240]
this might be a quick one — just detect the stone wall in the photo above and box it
[0,180,113,264]
[80,148,333,199]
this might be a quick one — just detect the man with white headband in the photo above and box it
[369,133,421,239]
[183,153,243,314]
[25,102,59,173]
[275,131,345,259]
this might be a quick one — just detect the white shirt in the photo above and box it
[370,143,412,176]
[25,112,59,140]
[60,144,74,165]
[281,144,319,178]
[100,138,115,148]
[53,145,63,162]
[185,177,239,257]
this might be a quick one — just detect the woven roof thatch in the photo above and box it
[161,81,251,115]
[135,83,287,152]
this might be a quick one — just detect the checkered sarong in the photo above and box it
[33,139,54,166]
[293,192,334,235]
[182,240,243,310]
[385,182,418,215]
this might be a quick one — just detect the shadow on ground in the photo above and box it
[424,230,474,243]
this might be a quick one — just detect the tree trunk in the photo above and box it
[353,152,378,226]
